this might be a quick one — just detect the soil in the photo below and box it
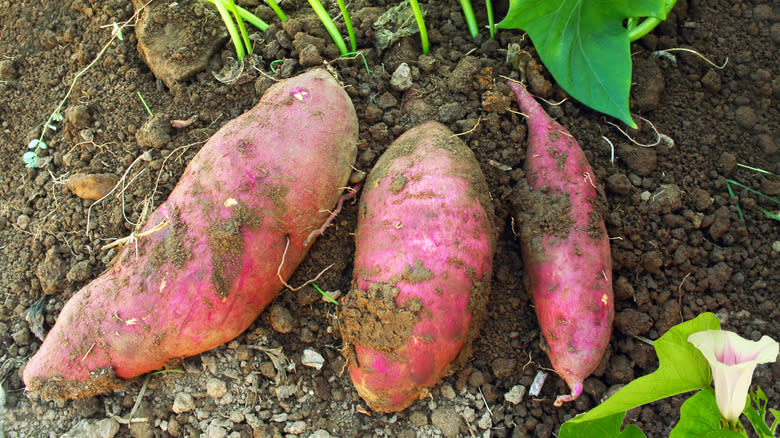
[0,0,778,437]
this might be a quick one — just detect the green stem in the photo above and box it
[628,0,678,41]
[308,0,348,56]
[459,0,478,38]
[212,0,246,60]
[136,91,153,116]
[336,0,357,53]
[234,5,269,32]
[266,0,287,21]
[408,0,429,55]
[227,0,252,52]
[485,0,495,39]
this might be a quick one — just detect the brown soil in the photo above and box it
[1,0,778,437]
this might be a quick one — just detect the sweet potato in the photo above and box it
[23,69,358,400]
[339,121,495,412]
[507,81,614,406]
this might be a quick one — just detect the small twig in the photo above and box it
[86,153,146,236]
[478,386,493,417]
[277,236,333,291]
[81,343,95,361]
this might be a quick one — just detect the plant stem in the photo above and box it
[408,0,429,54]
[336,0,357,53]
[227,0,252,52]
[234,5,269,32]
[308,0,348,56]
[136,91,153,116]
[459,0,478,38]
[266,0,287,21]
[628,0,678,41]
[212,0,246,60]
[485,0,495,39]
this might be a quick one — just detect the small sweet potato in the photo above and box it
[23,69,358,400]
[508,81,614,406]
[339,121,495,412]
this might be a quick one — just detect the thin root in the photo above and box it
[277,236,333,291]
[452,116,482,137]
[658,48,728,69]
[303,184,361,247]
[607,116,663,148]
[101,217,170,251]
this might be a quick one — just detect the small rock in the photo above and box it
[298,44,323,67]
[526,58,552,98]
[649,184,683,213]
[64,104,92,130]
[65,173,118,201]
[606,173,633,195]
[375,91,398,109]
[0,59,17,80]
[772,241,780,252]
[477,411,492,430]
[16,214,31,230]
[301,348,325,370]
[37,248,69,295]
[309,430,332,438]
[448,56,480,94]
[172,392,195,413]
[11,327,31,346]
[431,405,462,438]
[390,62,413,91]
[418,54,437,73]
[735,106,757,131]
[438,102,467,123]
[62,418,120,438]
[709,207,731,240]
[701,69,721,93]
[439,383,456,400]
[206,377,227,398]
[504,385,526,405]
[269,304,295,333]
[409,410,428,426]
[206,424,227,438]
[691,188,713,211]
[66,260,92,283]
[718,152,738,176]
[482,91,512,113]
[461,407,476,423]
[614,309,654,337]
[136,113,173,149]
[491,357,516,379]
[619,144,657,176]
[284,421,306,434]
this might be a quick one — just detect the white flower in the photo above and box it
[688,330,778,422]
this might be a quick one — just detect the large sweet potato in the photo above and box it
[339,121,495,412]
[508,81,614,406]
[23,69,358,400]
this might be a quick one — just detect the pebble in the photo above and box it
[431,406,462,438]
[375,92,398,109]
[309,430,332,438]
[735,106,757,130]
[64,104,92,130]
[439,383,456,400]
[301,348,324,370]
[172,392,195,413]
[37,248,69,295]
[461,406,476,423]
[66,260,92,283]
[16,214,30,230]
[135,113,173,149]
[606,173,633,195]
[65,173,118,201]
[477,411,492,430]
[298,44,323,67]
[773,241,780,252]
[206,377,227,398]
[649,184,683,213]
[206,424,227,438]
[390,62,413,91]
[62,418,120,438]
[447,56,480,94]
[269,304,295,333]
[284,421,307,434]
[504,385,526,405]
[490,357,516,379]
[409,410,428,426]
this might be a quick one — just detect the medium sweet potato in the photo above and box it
[23,69,358,400]
[508,81,614,406]
[339,121,495,412]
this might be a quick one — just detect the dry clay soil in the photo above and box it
[0,0,778,437]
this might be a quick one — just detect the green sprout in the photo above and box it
[308,0,349,56]
[726,163,780,221]
[136,91,153,116]
[407,0,429,54]
[312,283,339,305]
[207,0,271,62]
[336,0,357,53]
[266,0,288,21]
[459,0,478,38]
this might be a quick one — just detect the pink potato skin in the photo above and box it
[342,121,495,412]
[23,69,358,400]
[508,81,614,406]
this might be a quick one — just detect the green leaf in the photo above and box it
[563,313,719,426]
[22,151,38,163]
[560,412,647,438]
[497,0,668,128]
[671,388,746,438]
[744,387,775,438]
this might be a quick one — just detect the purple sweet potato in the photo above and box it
[23,69,358,400]
[508,81,614,406]
[339,121,495,412]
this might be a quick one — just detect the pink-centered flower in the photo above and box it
[688,330,778,422]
